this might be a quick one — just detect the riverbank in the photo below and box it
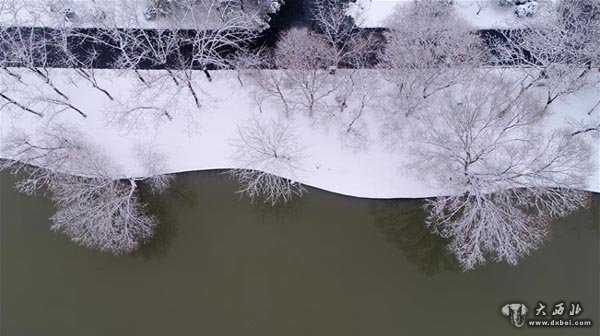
[1,67,598,199]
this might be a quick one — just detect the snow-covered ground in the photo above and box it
[3,0,552,30]
[1,68,598,199]
[350,0,557,29]
[0,0,270,29]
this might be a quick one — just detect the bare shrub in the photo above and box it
[229,118,305,205]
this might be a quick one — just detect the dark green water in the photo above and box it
[1,171,598,335]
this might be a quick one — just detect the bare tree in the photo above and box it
[306,0,376,148]
[2,0,280,30]
[143,0,281,31]
[407,76,594,270]
[0,26,88,117]
[242,53,294,115]
[310,0,375,68]
[496,0,600,111]
[246,27,340,117]
[95,1,263,124]
[0,27,66,96]
[0,125,172,254]
[273,27,340,117]
[377,1,486,148]
[49,0,264,97]
[381,1,485,116]
[106,68,211,132]
[0,68,93,119]
[239,24,373,147]
[229,118,305,205]
[48,174,159,254]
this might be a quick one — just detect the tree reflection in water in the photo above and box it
[560,194,599,233]
[248,191,306,222]
[371,199,459,275]
[133,174,199,260]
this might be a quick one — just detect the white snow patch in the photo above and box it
[0,0,268,29]
[350,0,558,29]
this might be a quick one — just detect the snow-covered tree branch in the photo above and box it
[310,0,375,67]
[407,75,594,270]
[0,125,173,254]
[495,0,600,111]
[244,27,362,120]
[380,0,485,117]
[0,26,90,117]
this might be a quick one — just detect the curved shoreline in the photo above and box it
[164,167,600,199]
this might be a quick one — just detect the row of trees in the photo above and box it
[0,0,281,254]
[231,0,598,270]
[3,0,282,29]
[1,0,598,267]
[1,0,275,120]
[0,0,288,255]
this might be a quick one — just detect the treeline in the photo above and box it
[0,25,538,70]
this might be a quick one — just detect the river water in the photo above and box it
[1,171,598,335]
